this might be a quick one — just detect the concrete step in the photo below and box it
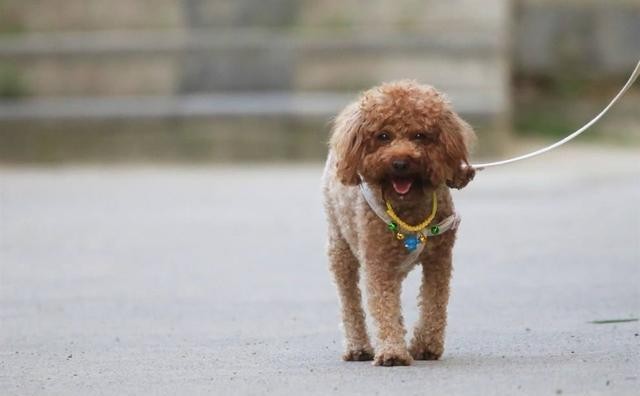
[0,29,508,106]
[0,89,504,122]
[1,0,507,32]
[0,92,502,163]
[0,93,352,120]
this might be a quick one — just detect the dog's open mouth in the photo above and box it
[391,177,414,195]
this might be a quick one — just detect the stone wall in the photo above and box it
[514,0,640,77]
[1,0,507,31]
[0,0,509,117]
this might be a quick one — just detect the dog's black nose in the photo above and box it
[392,159,409,171]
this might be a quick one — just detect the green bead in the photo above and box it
[388,222,398,232]
[430,225,440,235]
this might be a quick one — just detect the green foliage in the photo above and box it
[0,64,29,98]
[321,14,354,30]
[514,107,574,139]
[0,0,24,34]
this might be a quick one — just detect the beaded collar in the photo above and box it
[359,180,459,271]
[384,191,438,252]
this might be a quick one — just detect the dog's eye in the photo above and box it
[413,132,434,142]
[376,132,391,142]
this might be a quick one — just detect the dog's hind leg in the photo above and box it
[328,234,374,361]
[409,248,453,360]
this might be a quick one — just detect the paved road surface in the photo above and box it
[1,146,639,395]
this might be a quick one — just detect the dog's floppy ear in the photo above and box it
[329,101,366,185]
[438,108,476,189]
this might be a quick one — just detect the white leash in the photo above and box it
[471,59,640,170]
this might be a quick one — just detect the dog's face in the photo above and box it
[330,80,475,199]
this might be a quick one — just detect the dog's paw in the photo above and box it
[447,165,475,190]
[343,347,374,362]
[373,350,413,367]
[409,343,443,361]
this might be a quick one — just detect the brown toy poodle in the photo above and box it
[322,80,476,366]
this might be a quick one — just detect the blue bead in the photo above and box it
[404,235,418,251]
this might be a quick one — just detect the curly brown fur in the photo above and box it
[323,80,476,366]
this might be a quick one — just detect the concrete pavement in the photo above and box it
[1,146,639,395]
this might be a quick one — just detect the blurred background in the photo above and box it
[0,0,638,163]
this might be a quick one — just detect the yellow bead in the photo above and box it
[396,232,405,240]
[419,233,427,243]
[385,192,438,233]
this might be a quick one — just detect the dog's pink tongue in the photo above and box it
[391,178,413,195]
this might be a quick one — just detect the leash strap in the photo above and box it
[472,59,640,170]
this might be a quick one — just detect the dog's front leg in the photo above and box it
[365,264,412,366]
[409,248,453,360]
[328,235,374,361]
